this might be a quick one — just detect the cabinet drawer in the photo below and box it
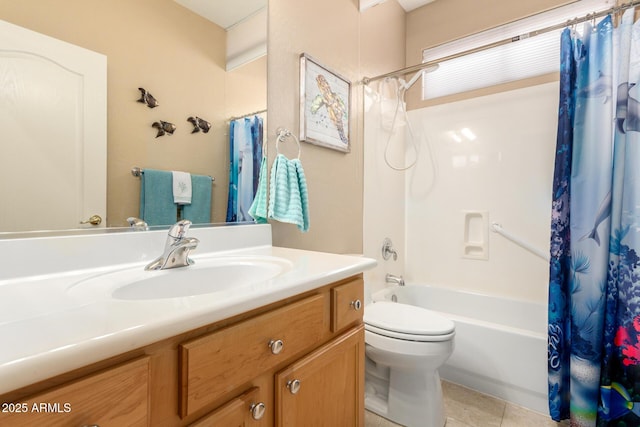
[0,357,149,427]
[189,387,266,427]
[331,278,364,332]
[180,294,326,418]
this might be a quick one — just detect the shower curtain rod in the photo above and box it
[229,109,267,121]
[362,0,640,85]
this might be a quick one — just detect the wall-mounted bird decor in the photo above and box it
[187,116,212,134]
[137,87,159,108]
[151,120,176,138]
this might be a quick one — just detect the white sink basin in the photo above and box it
[67,256,293,301]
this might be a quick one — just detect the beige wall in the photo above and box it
[227,56,268,119]
[405,0,573,109]
[0,0,266,227]
[268,0,406,254]
[268,0,361,254]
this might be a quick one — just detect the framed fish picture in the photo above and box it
[299,53,351,152]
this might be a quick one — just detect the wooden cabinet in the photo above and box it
[0,357,149,427]
[179,294,326,418]
[275,326,364,427]
[189,387,265,427]
[0,275,364,427]
[331,277,364,332]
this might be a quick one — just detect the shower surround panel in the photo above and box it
[405,82,558,304]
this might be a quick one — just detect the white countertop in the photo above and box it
[0,225,375,395]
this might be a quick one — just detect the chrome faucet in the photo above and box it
[145,220,199,270]
[385,273,405,286]
[127,217,149,231]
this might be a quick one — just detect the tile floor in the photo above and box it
[364,381,568,427]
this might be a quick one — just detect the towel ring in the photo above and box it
[275,127,301,160]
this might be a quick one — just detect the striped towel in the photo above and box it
[268,154,309,232]
[248,155,268,223]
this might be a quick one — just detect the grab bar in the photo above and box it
[131,167,214,182]
[490,222,549,262]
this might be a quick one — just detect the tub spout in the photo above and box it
[385,273,405,286]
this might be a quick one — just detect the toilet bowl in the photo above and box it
[364,301,455,427]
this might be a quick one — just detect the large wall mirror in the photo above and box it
[0,0,267,236]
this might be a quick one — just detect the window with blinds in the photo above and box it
[421,0,614,100]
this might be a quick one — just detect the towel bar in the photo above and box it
[131,167,214,182]
[275,127,301,159]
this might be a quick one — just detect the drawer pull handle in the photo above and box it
[350,299,362,310]
[287,379,301,394]
[250,402,266,420]
[268,339,284,354]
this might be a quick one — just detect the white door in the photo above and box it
[0,19,106,232]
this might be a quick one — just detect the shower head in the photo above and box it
[362,63,439,86]
[399,63,439,91]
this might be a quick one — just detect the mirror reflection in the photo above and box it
[0,0,267,236]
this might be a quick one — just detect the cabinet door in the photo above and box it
[0,357,149,427]
[275,325,364,427]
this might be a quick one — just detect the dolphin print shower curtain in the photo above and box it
[226,115,263,222]
[548,9,640,426]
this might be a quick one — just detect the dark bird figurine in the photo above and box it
[137,87,159,108]
[187,116,212,134]
[151,120,176,138]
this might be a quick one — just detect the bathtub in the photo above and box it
[371,284,548,415]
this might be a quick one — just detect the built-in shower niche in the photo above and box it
[462,210,488,260]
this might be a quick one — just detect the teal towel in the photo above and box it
[248,156,268,224]
[182,174,212,224]
[140,169,177,226]
[268,154,309,232]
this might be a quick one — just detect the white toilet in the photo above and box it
[364,301,455,427]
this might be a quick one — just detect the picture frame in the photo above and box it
[299,53,351,152]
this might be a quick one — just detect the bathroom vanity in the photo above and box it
[0,224,374,426]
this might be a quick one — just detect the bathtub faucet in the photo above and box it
[385,273,405,286]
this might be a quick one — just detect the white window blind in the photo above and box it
[421,0,614,100]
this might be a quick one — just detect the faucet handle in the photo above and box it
[168,219,192,239]
[382,238,398,261]
[127,217,149,231]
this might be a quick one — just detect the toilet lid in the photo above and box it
[364,301,455,336]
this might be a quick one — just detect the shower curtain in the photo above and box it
[548,10,640,426]
[226,115,263,222]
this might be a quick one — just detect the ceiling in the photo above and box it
[396,0,437,12]
[175,0,436,30]
[174,0,267,30]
